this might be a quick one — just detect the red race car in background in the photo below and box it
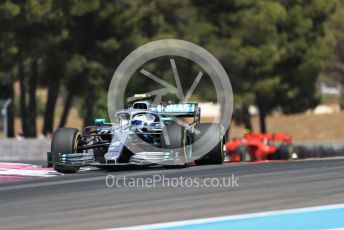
[226,132,296,162]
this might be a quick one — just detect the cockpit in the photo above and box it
[131,112,159,126]
[114,111,160,127]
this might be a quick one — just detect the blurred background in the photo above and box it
[0,0,343,142]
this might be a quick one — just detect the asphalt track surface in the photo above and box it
[1,159,344,229]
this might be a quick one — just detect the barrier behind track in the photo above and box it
[294,141,344,159]
[0,139,51,161]
[0,139,343,161]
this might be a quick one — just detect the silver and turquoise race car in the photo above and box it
[48,96,225,173]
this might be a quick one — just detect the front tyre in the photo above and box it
[51,128,81,173]
[193,123,225,165]
[274,144,291,160]
[160,124,187,167]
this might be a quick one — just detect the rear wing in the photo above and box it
[149,103,200,122]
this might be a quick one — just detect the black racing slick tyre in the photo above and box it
[274,144,291,160]
[51,128,81,173]
[161,124,186,149]
[160,124,187,167]
[193,123,225,165]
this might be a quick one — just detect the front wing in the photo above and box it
[47,151,185,168]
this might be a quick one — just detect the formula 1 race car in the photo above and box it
[48,96,225,173]
[226,132,295,162]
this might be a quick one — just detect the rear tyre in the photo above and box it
[193,123,225,165]
[160,124,187,167]
[51,128,81,173]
